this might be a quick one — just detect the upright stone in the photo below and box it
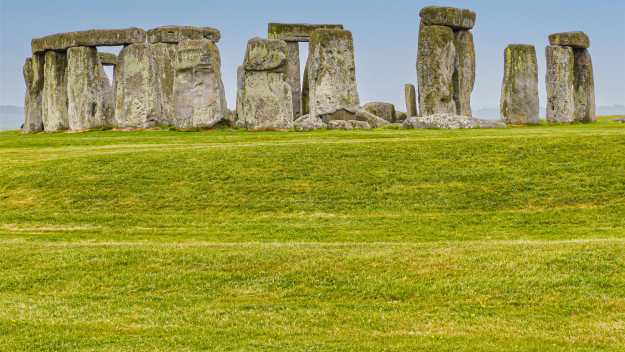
[173,39,227,129]
[417,25,456,116]
[573,49,596,123]
[152,43,178,125]
[42,51,69,131]
[453,30,475,116]
[115,43,162,128]
[500,45,539,125]
[23,55,44,132]
[546,45,575,123]
[404,84,417,116]
[306,29,359,118]
[285,42,302,118]
[66,47,114,130]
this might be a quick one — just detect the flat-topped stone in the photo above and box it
[243,37,288,72]
[549,31,590,49]
[97,52,117,66]
[147,26,220,44]
[419,6,476,30]
[32,28,146,54]
[268,23,344,42]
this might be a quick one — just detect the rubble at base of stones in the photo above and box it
[402,114,506,129]
[294,106,389,131]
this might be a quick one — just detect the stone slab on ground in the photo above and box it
[402,114,506,129]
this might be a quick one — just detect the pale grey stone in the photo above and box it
[23,55,44,132]
[268,23,344,42]
[363,102,396,122]
[404,84,417,117]
[453,30,475,116]
[419,6,476,30]
[403,114,506,129]
[573,49,596,123]
[32,28,146,54]
[147,26,220,44]
[294,114,326,131]
[42,50,69,131]
[546,45,575,123]
[395,111,408,122]
[152,43,178,125]
[500,45,540,125]
[328,120,371,130]
[285,42,302,118]
[244,37,288,72]
[417,25,456,116]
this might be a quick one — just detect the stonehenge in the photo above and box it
[546,31,595,123]
[500,45,540,125]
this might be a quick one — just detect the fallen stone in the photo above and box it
[97,52,117,66]
[152,43,178,125]
[66,46,114,130]
[173,39,227,129]
[306,29,360,119]
[404,84,418,117]
[417,25,456,116]
[363,102,396,122]
[395,111,408,122]
[573,49,596,123]
[402,114,506,129]
[268,23,344,42]
[244,37,288,72]
[115,43,162,128]
[32,28,146,54]
[419,6,476,30]
[22,55,44,132]
[549,31,590,49]
[147,26,220,44]
[328,120,371,130]
[453,30,475,116]
[354,108,389,128]
[42,51,69,131]
[546,45,576,123]
[612,118,625,123]
[294,114,326,131]
[500,45,540,125]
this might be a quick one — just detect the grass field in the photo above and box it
[1,117,624,351]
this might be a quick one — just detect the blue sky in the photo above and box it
[1,0,624,111]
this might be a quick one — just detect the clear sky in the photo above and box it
[1,0,624,111]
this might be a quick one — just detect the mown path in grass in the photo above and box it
[0,118,624,350]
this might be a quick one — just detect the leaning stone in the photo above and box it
[363,102,396,122]
[549,32,590,49]
[419,6,476,30]
[152,43,178,125]
[268,23,344,42]
[42,51,69,131]
[294,114,326,131]
[417,25,456,116]
[404,84,418,117]
[402,114,506,129]
[307,29,360,118]
[115,43,162,128]
[500,45,540,125]
[32,28,146,54]
[97,52,117,66]
[573,49,596,123]
[546,45,576,123]
[147,26,220,44]
[453,30,475,116]
[66,47,114,130]
[285,42,302,118]
[173,39,227,129]
[22,55,44,132]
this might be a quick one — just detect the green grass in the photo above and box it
[1,117,624,351]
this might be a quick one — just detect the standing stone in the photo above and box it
[23,55,44,132]
[236,65,245,125]
[546,45,575,123]
[238,38,293,130]
[500,45,539,125]
[417,25,456,116]
[306,29,359,118]
[66,46,114,130]
[152,43,178,125]
[363,102,396,122]
[173,39,227,129]
[115,43,162,128]
[285,42,302,118]
[404,84,417,116]
[42,51,69,131]
[453,30,475,116]
[573,49,596,123]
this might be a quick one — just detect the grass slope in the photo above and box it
[1,118,624,351]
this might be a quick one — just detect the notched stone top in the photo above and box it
[97,52,118,66]
[32,28,146,54]
[419,6,476,30]
[268,23,344,42]
[549,31,590,49]
[147,26,221,44]
[243,37,288,72]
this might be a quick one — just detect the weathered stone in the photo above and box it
[306,29,360,119]
[453,30,475,116]
[285,42,302,118]
[395,111,408,122]
[328,120,371,130]
[546,45,575,123]
[42,51,69,131]
[23,55,44,132]
[152,43,178,125]
[173,39,227,129]
[363,102,396,122]
[66,46,114,130]
[147,26,220,44]
[500,45,539,125]
[404,84,417,117]
[402,114,506,129]
[355,108,390,128]
[314,106,389,128]
[268,23,344,42]
[236,65,245,124]
[419,6,476,30]
[115,43,162,128]
[32,28,146,54]
[294,114,326,131]
[244,37,288,72]
[417,25,456,116]
[573,49,596,123]
[549,32,590,49]
[98,52,117,66]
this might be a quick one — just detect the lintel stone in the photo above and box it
[268,23,344,42]
[147,26,221,44]
[32,28,146,54]
[549,31,590,49]
[419,6,476,30]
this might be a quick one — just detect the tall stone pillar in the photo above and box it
[23,54,45,132]
[500,45,539,125]
[404,84,417,117]
[573,48,596,123]
[42,51,69,131]
[453,30,475,116]
[546,45,576,123]
[151,43,178,125]
[285,42,301,119]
